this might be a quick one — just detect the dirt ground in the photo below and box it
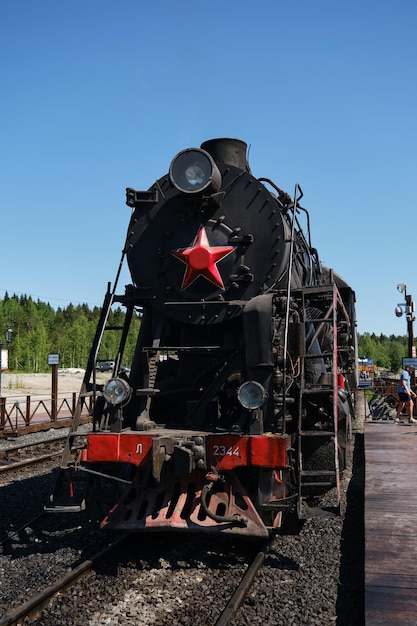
[1,369,87,397]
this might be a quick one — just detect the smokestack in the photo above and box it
[200,138,248,171]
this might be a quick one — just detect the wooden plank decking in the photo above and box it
[365,419,417,625]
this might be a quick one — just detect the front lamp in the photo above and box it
[103,377,132,406]
[237,381,268,410]
[169,148,222,195]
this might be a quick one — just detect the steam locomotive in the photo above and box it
[49,138,357,538]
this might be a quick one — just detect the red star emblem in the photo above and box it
[171,227,235,290]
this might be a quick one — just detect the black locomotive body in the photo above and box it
[50,138,357,538]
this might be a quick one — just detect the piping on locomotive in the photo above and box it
[48,138,357,538]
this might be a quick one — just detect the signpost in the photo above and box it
[403,357,417,370]
[48,354,60,422]
[0,328,13,398]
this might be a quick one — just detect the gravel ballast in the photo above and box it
[0,393,365,625]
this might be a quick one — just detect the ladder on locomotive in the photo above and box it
[47,286,131,512]
[296,282,342,519]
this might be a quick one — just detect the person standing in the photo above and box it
[395,364,417,423]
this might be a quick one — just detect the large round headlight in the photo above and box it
[169,148,221,194]
[237,381,267,410]
[103,377,132,406]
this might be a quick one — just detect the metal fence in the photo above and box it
[0,392,93,436]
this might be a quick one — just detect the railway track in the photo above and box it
[215,542,271,625]
[0,398,364,624]
[0,435,84,474]
[0,536,126,626]
[0,534,269,626]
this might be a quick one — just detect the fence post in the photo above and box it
[26,396,31,426]
[0,397,5,429]
[51,363,58,422]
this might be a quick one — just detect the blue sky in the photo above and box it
[1,0,416,336]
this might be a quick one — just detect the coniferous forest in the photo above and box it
[0,293,410,374]
[0,293,141,373]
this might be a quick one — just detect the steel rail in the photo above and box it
[0,436,85,473]
[0,450,63,473]
[0,535,126,626]
[214,543,271,626]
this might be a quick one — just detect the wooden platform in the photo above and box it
[365,418,417,625]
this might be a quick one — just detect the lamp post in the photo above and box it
[395,283,415,359]
[0,327,13,398]
[395,284,416,399]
